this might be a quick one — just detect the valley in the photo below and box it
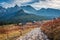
[0,18,60,40]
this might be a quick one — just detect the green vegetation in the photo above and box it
[0,9,48,25]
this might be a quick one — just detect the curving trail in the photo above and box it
[16,28,49,40]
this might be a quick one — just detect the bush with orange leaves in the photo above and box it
[41,18,60,40]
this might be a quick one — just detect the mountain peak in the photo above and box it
[20,5,36,14]
[0,6,5,9]
[15,5,19,8]
[21,5,35,10]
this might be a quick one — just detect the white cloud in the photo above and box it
[0,0,32,8]
[1,0,60,10]
[13,0,32,6]
[0,2,15,8]
[31,0,60,10]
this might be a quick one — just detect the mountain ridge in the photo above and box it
[0,9,48,25]
[0,5,60,25]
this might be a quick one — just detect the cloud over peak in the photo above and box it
[0,0,60,10]
[31,0,60,10]
[0,0,32,8]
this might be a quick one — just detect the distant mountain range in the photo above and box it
[0,8,48,25]
[0,5,60,25]
[21,5,37,14]
[37,8,60,18]
[22,5,60,18]
[0,5,60,17]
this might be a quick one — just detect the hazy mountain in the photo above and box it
[6,5,20,13]
[0,9,47,25]
[0,6,6,13]
[0,5,60,25]
[0,6,7,18]
[37,8,60,18]
[20,5,60,18]
[21,5,37,14]
[0,5,60,18]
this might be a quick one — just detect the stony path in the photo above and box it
[16,28,49,40]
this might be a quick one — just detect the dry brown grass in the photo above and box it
[0,22,40,40]
[41,18,60,40]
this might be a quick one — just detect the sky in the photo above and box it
[0,0,60,10]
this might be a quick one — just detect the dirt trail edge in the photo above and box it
[16,28,49,40]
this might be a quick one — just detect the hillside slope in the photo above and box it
[41,18,60,40]
[0,9,48,25]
